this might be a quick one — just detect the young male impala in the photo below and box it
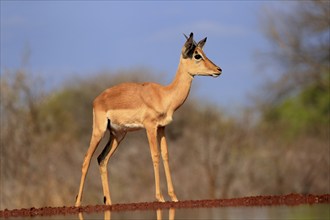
[75,32,222,206]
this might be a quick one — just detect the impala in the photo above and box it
[75,32,222,206]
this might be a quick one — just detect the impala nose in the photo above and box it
[217,67,222,72]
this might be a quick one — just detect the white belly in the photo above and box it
[107,109,145,132]
[110,121,144,132]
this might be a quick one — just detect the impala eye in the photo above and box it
[194,54,202,60]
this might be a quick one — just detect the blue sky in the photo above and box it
[1,1,288,109]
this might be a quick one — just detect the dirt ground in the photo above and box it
[1,193,329,218]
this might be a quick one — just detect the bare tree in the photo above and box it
[259,0,329,104]
[0,69,45,209]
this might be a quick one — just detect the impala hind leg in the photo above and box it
[75,110,107,207]
[98,130,126,205]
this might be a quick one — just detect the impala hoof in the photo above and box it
[75,195,81,207]
[103,196,112,205]
[169,192,178,202]
[171,197,179,202]
[156,194,165,202]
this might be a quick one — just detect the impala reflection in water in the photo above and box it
[75,205,329,220]
[78,208,175,220]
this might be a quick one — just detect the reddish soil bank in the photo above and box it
[1,193,329,218]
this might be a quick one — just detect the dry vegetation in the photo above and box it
[1,1,329,210]
[1,69,328,210]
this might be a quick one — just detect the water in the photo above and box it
[28,204,329,220]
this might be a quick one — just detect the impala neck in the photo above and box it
[166,56,194,112]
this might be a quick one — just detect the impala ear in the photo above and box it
[182,32,196,59]
[183,32,194,45]
[197,37,207,49]
[183,33,190,40]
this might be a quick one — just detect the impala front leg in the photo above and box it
[146,126,165,202]
[158,127,178,202]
